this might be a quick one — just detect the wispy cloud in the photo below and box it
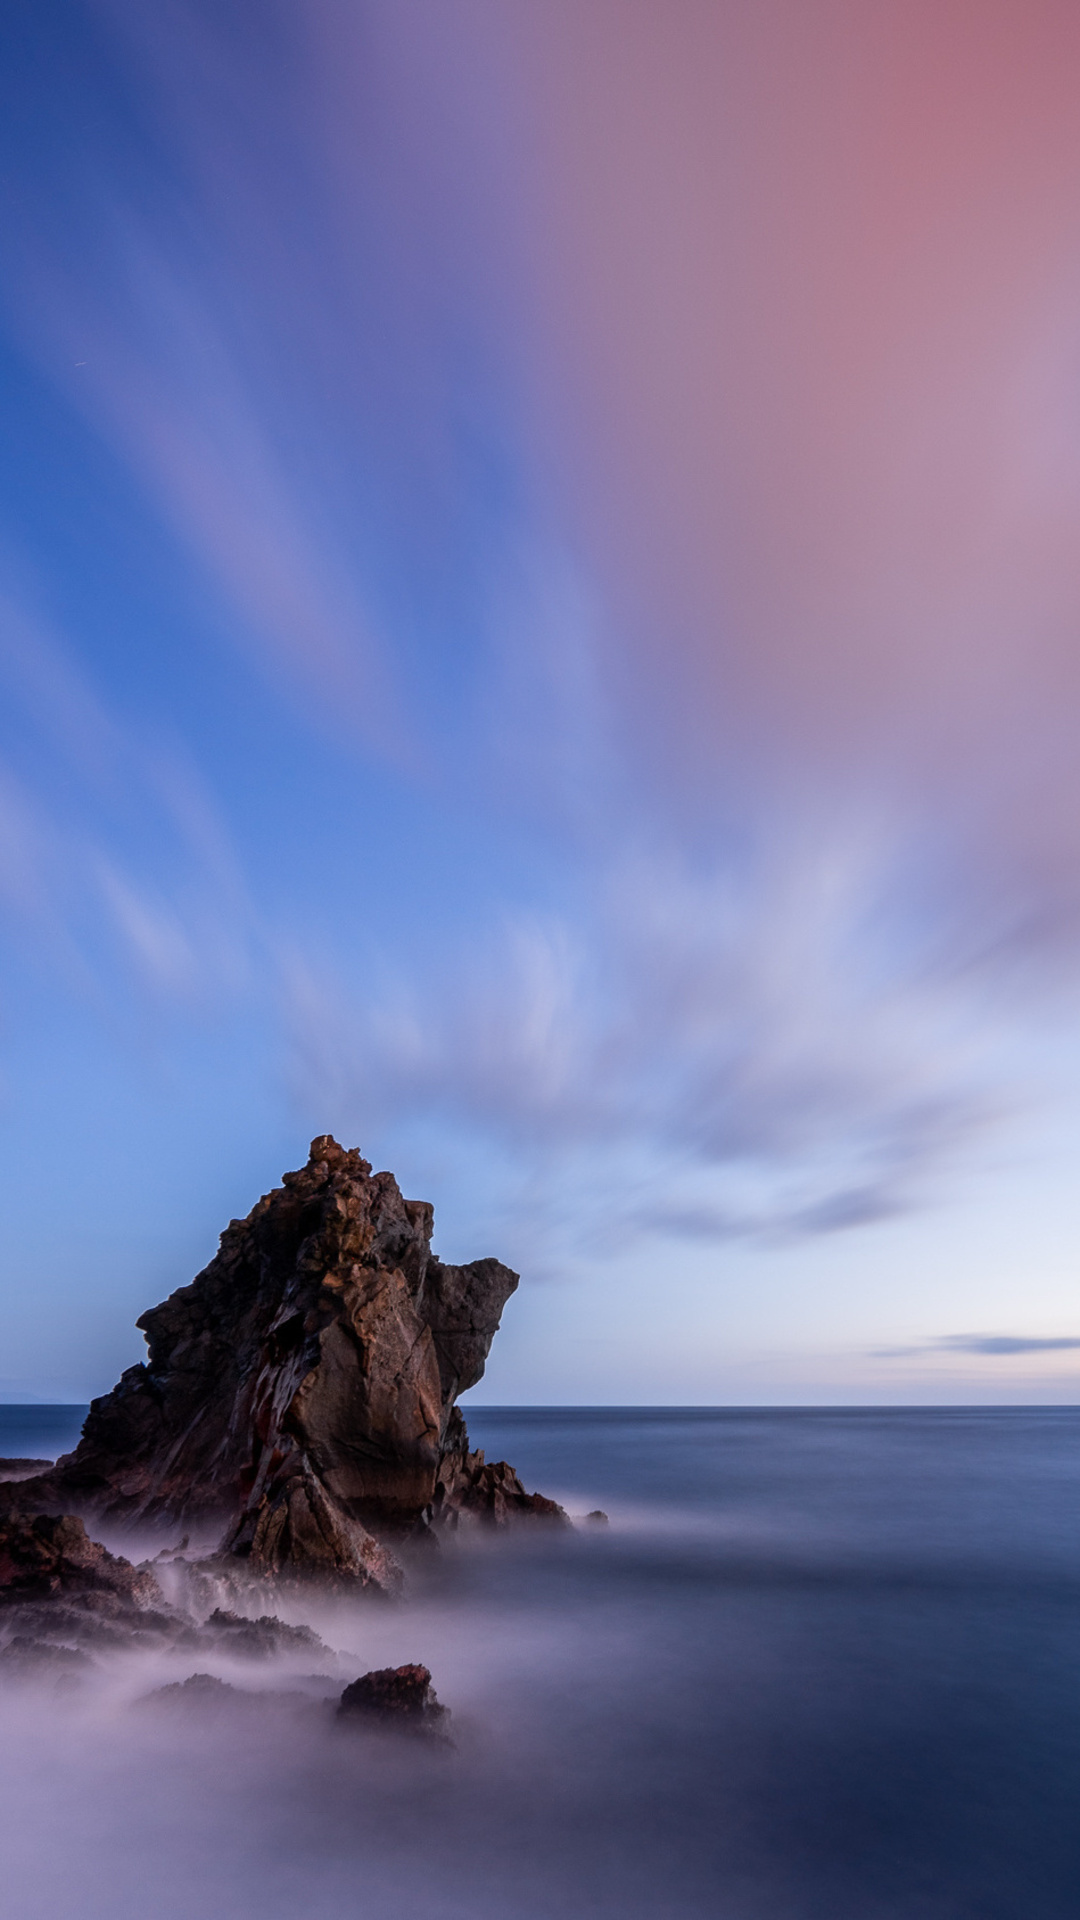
[0,572,261,1017]
[2,1,1080,1297]
[876,1335,1080,1359]
[283,814,1030,1260]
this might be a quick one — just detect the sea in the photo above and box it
[1,1403,1079,1919]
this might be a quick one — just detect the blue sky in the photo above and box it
[3,0,1080,1404]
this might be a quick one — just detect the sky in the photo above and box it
[2,0,1080,1405]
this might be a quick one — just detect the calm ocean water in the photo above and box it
[0,1403,87,1460]
[2,1403,1079,1918]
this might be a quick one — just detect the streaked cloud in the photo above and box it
[876,1335,1080,1359]
[282,815,1029,1260]
[0,572,260,1014]
[1,4,1080,1395]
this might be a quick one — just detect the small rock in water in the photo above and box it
[0,1636,95,1678]
[200,1607,326,1659]
[140,1672,239,1713]
[337,1663,449,1735]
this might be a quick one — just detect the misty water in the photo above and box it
[2,1404,1079,1919]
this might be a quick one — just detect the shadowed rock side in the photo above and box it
[8,1139,565,1590]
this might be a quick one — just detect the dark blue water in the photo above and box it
[457,1406,1080,1919]
[0,1404,87,1460]
[3,1404,1079,1919]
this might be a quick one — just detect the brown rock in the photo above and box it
[1,1594,192,1651]
[0,1513,163,1608]
[227,1456,402,1591]
[431,1408,571,1528]
[198,1608,326,1658]
[337,1662,448,1732]
[21,1139,558,1581]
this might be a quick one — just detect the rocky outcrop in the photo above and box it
[431,1408,569,1527]
[137,1665,451,1734]
[0,1529,347,1683]
[337,1663,448,1734]
[198,1607,325,1658]
[0,1635,96,1679]
[141,1671,240,1712]
[9,1139,564,1589]
[0,1513,163,1608]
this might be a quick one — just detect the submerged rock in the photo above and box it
[0,1595,192,1655]
[0,1514,179,1677]
[337,1663,448,1734]
[0,1636,95,1676]
[2,1138,565,1598]
[139,1672,242,1715]
[198,1607,326,1659]
[139,1670,339,1720]
[0,1588,338,1675]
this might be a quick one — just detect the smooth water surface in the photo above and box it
[0,1403,87,1461]
[1,1404,1078,1918]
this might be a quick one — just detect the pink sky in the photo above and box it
[3,1,1080,1398]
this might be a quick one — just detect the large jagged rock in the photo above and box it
[18,1139,562,1587]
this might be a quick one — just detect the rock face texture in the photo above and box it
[0,1513,162,1608]
[22,1138,562,1586]
[337,1662,448,1734]
[432,1409,569,1527]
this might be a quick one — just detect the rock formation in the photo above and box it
[0,1512,163,1607]
[7,1138,564,1590]
[337,1662,448,1734]
[432,1409,568,1527]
